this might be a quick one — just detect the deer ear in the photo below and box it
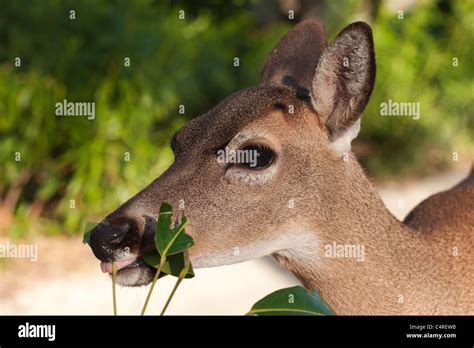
[311,22,375,155]
[260,19,327,92]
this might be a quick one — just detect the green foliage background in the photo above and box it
[0,0,472,237]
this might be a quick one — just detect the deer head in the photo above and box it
[89,19,375,287]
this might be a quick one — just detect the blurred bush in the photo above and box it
[0,0,472,236]
[362,0,473,176]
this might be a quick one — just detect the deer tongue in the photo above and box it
[100,258,137,273]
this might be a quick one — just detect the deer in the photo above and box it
[88,19,474,315]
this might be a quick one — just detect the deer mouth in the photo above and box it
[100,257,155,286]
[100,258,139,273]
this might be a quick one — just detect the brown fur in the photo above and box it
[89,19,474,313]
[273,159,474,314]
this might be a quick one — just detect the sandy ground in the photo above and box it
[0,165,471,315]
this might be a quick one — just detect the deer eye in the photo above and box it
[238,144,275,169]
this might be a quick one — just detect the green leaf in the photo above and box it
[141,203,195,315]
[83,222,97,245]
[155,203,194,257]
[143,250,194,279]
[247,286,335,316]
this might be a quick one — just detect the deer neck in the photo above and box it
[273,161,434,314]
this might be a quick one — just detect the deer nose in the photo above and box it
[89,218,134,261]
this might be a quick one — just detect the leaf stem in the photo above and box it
[160,271,185,316]
[140,256,166,316]
[112,262,117,316]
